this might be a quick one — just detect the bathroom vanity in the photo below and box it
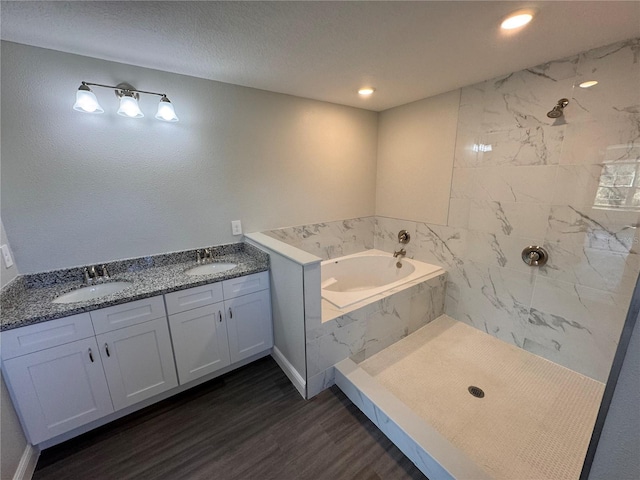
[0,244,272,447]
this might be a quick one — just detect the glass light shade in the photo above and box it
[117,93,144,118]
[73,86,104,114]
[155,97,179,122]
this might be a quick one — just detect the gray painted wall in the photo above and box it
[1,372,28,480]
[0,218,28,480]
[1,41,378,273]
[0,220,19,288]
[589,310,640,480]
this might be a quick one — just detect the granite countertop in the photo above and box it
[0,243,269,332]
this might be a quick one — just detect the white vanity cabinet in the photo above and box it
[1,269,271,446]
[166,271,272,385]
[1,315,114,445]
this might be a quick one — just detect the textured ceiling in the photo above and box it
[1,1,639,111]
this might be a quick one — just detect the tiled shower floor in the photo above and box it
[358,315,605,479]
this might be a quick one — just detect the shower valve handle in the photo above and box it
[521,246,548,267]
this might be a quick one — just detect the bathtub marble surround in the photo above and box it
[339,315,605,480]
[0,243,269,331]
[263,217,375,261]
[307,273,446,398]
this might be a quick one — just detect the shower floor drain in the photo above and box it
[468,386,485,398]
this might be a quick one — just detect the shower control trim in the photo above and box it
[521,246,548,267]
[398,230,411,244]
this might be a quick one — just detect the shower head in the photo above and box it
[547,98,569,118]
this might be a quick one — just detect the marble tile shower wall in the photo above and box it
[377,38,640,382]
[263,217,375,260]
[262,38,638,383]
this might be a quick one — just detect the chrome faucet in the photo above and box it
[196,248,213,264]
[84,265,110,284]
[393,248,406,259]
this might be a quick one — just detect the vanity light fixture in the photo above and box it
[579,80,599,88]
[73,84,104,114]
[500,10,534,30]
[358,87,376,96]
[73,81,179,122]
[116,90,144,118]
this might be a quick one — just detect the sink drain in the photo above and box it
[468,386,485,398]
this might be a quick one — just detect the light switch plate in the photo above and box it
[1,244,14,268]
[231,220,242,236]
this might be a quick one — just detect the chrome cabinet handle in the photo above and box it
[228,307,232,319]
[219,310,222,323]
[105,343,110,357]
[88,348,94,362]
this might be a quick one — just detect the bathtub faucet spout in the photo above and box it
[393,248,406,259]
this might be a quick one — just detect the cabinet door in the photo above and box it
[168,303,231,385]
[2,337,114,444]
[96,317,178,411]
[225,289,273,364]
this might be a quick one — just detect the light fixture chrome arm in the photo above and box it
[80,81,167,98]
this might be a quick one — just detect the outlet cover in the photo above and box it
[1,244,14,268]
[231,220,242,236]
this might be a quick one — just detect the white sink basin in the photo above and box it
[53,281,133,304]
[185,263,237,276]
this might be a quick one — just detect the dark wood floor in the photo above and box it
[34,357,427,480]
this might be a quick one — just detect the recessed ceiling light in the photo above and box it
[579,80,599,88]
[501,11,534,30]
[358,87,375,96]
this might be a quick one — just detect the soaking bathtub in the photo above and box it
[321,249,444,309]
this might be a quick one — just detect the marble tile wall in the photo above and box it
[377,38,640,382]
[261,38,639,384]
[263,217,375,260]
[306,274,446,397]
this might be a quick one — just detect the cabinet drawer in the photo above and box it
[223,271,269,300]
[1,313,94,360]
[164,282,224,315]
[90,296,166,334]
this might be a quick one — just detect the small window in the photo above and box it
[594,158,640,210]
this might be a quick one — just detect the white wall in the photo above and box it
[0,41,378,273]
[376,90,459,224]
